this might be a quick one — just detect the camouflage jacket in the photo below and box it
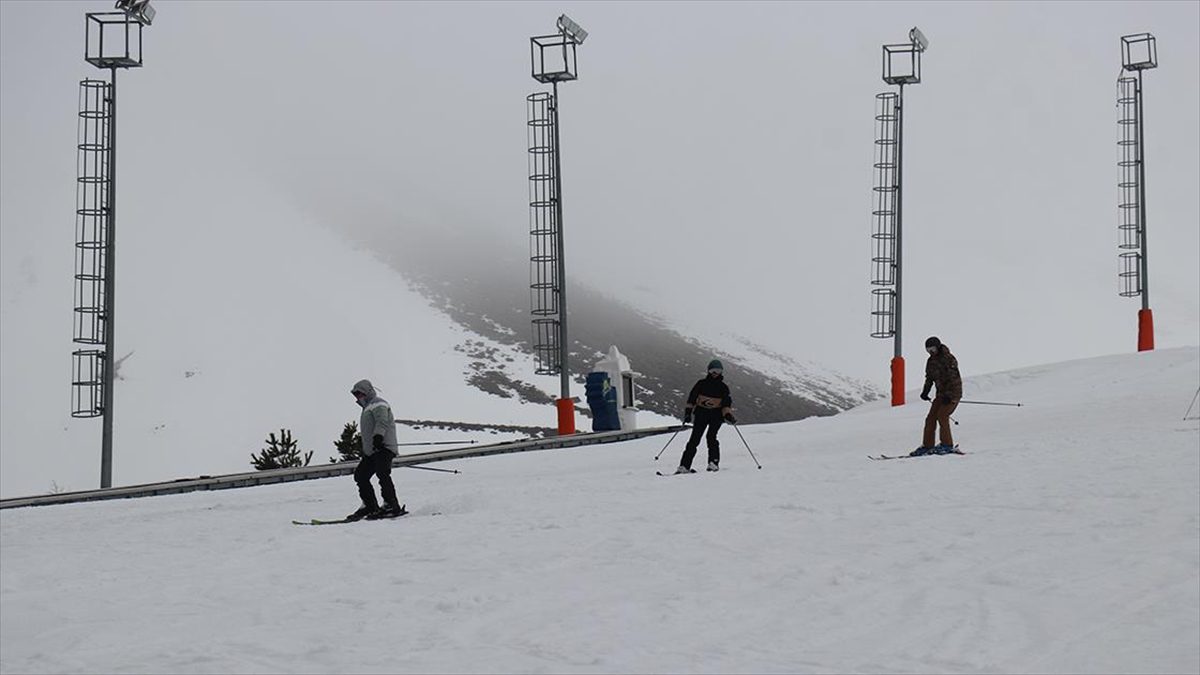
[923,348,962,402]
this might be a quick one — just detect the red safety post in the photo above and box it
[890,356,905,406]
[1137,308,1155,352]
[556,398,576,435]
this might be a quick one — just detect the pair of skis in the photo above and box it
[656,450,966,465]
[655,467,720,476]
[868,447,965,461]
[293,504,408,526]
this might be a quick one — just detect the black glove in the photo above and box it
[723,413,737,424]
[372,434,386,452]
[683,410,692,424]
[920,391,931,402]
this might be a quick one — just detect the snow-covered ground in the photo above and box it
[2,347,1198,674]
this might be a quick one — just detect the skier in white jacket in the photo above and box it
[347,379,403,520]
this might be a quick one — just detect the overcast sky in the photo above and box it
[2,0,1198,390]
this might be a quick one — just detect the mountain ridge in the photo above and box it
[360,222,881,423]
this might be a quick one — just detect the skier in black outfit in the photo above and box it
[675,359,737,474]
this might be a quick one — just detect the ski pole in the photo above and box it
[1183,387,1200,421]
[403,464,460,474]
[958,399,1022,407]
[729,422,762,469]
[654,426,686,461]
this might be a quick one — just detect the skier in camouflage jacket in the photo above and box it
[916,337,962,454]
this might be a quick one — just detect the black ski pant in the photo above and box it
[354,450,398,509]
[680,410,722,469]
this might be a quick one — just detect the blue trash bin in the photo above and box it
[584,372,620,431]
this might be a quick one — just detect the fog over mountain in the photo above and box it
[334,214,881,423]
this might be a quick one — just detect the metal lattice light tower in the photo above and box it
[1116,32,1157,352]
[71,0,154,488]
[528,14,587,435]
[870,27,927,407]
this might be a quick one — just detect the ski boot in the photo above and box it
[346,504,376,522]
[706,462,719,472]
[366,503,407,520]
[909,446,934,457]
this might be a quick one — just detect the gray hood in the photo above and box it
[351,379,377,407]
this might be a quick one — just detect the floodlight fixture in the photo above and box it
[909,27,928,52]
[558,14,587,45]
[531,15,584,84]
[881,27,924,85]
[133,1,155,27]
[115,0,154,26]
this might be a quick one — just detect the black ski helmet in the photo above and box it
[924,336,942,350]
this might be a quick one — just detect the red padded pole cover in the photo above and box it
[890,356,905,407]
[556,398,576,436]
[1137,308,1155,352]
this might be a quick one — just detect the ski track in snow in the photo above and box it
[2,347,1198,674]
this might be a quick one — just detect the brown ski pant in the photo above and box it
[923,398,959,448]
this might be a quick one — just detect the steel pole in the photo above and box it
[887,84,906,406]
[1137,70,1149,311]
[551,80,569,400]
[1134,69,1155,351]
[893,84,904,362]
[100,67,117,489]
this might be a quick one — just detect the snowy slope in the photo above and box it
[0,161,679,498]
[1,347,1197,674]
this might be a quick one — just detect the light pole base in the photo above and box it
[556,398,576,435]
[890,356,905,406]
[1137,308,1155,352]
